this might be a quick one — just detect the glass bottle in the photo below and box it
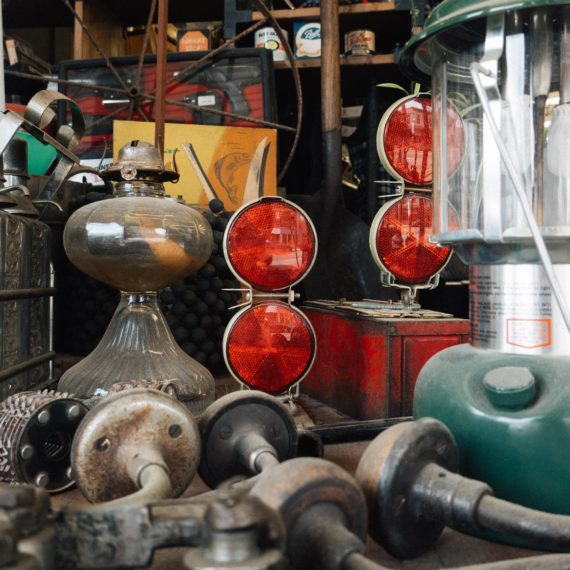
[58,140,215,412]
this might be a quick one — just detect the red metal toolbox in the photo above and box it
[301,304,469,420]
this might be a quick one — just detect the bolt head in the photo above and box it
[67,405,82,420]
[36,410,50,425]
[34,473,50,488]
[20,445,34,460]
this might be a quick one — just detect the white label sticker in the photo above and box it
[5,39,18,66]
[506,318,552,349]
[197,95,216,107]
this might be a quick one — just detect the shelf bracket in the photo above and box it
[224,0,253,43]
[395,0,425,30]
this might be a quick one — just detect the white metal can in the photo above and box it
[255,27,288,61]
[344,29,376,56]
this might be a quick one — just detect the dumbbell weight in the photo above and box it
[198,391,299,488]
[71,389,201,503]
[356,418,570,559]
[250,457,368,570]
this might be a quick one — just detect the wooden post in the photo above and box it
[155,0,169,158]
[320,0,341,244]
[73,0,84,60]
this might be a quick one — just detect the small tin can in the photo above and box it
[255,27,288,61]
[294,22,321,59]
[344,29,376,56]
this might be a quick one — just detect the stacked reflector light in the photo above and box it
[223,197,317,394]
[377,94,464,187]
[370,194,452,285]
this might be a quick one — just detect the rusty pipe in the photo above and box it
[92,447,174,509]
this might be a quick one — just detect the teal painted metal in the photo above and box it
[414,344,570,518]
[398,0,570,82]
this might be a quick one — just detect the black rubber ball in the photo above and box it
[196,278,210,292]
[200,315,214,329]
[212,257,228,274]
[181,341,197,356]
[201,339,216,355]
[173,327,190,343]
[214,217,229,231]
[213,299,228,314]
[172,301,188,316]
[195,351,207,365]
[208,352,222,368]
[209,198,225,213]
[182,289,197,305]
[199,264,217,279]
[203,212,216,227]
[182,313,199,329]
[166,313,179,328]
[171,280,186,295]
[160,289,176,305]
[210,277,223,292]
[194,301,209,316]
[191,328,207,343]
[201,291,217,306]
[220,292,234,304]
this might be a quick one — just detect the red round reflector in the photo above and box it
[224,199,317,292]
[224,301,316,394]
[372,194,452,285]
[379,95,464,186]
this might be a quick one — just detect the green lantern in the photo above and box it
[399,0,570,543]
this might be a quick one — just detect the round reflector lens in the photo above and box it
[380,96,464,186]
[224,301,315,394]
[225,199,317,292]
[374,194,452,284]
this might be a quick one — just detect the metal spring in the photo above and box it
[0,390,72,483]
[107,378,179,397]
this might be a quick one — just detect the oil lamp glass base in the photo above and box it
[57,292,215,413]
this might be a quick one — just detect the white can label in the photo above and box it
[345,30,375,56]
[255,27,288,61]
[295,23,321,59]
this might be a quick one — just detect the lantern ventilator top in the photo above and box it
[398,0,570,87]
[102,139,179,183]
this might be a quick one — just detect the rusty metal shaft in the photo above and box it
[93,446,173,509]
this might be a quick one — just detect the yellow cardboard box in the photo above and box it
[113,120,277,209]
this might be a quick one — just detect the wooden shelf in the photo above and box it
[274,52,395,69]
[252,2,397,21]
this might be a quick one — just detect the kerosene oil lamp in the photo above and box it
[58,141,215,412]
[398,0,570,517]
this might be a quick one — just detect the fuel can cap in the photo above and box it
[483,366,536,410]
